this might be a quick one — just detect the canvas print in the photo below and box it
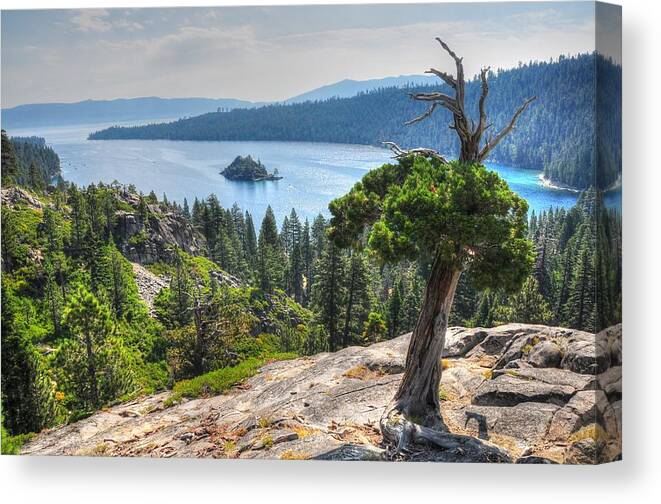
[0,2,621,464]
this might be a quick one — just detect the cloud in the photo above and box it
[70,9,112,33]
[69,9,144,33]
[3,4,597,107]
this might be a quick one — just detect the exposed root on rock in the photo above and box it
[380,406,511,463]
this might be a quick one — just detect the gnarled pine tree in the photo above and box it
[328,39,536,456]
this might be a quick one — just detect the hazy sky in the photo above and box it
[1,2,602,108]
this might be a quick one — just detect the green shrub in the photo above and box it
[1,422,33,455]
[165,353,296,407]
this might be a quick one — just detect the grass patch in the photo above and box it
[522,336,542,355]
[280,449,308,460]
[164,353,296,407]
[441,359,454,370]
[291,424,316,439]
[261,435,274,449]
[343,364,386,381]
[258,416,272,429]
[439,387,451,401]
[91,443,108,456]
[222,439,238,457]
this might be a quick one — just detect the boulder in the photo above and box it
[561,338,611,374]
[473,374,575,407]
[443,327,488,357]
[598,324,622,366]
[441,366,485,399]
[564,438,604,465]
[115,208,207,264]
[526,340,562,368]
[548,390,620,444]
[314,444,385,461]
[516,455,558,464]
[1,186,43,210]
[598,366,622,401]
[457,402,560,443]
[492,367,596,391]
[503,359,532,370]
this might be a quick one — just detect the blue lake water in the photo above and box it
[11,121,621,224]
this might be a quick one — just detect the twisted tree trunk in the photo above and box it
[380,256,462,455]
[390,258,461,428]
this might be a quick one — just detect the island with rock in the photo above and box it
[220,155,282,181]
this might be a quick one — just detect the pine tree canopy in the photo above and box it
[328,156,534,293]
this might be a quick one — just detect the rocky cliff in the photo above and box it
[22,323,621,463]
[114,192,206,264]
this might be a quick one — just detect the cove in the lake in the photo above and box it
[11,121,621,223]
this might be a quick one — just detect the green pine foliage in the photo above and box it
[1,184,168,437]
[1,131,61,189]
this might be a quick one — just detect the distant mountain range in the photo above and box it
[1,75,432,130]
[0,97,263,130]
[284,75,435,104]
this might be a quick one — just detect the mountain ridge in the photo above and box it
[1,75,434,130]
[284,74,434,104]
[0,96,263,129]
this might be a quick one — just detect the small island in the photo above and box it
[220,155,283,181]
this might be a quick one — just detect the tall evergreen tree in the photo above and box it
[1,130,19,186]
[301,219,313,304]
[564,233,596,331]
[182,198,191,219]
[312,243,347,351]
[341,251,371,347]
[1,283,58,434]
[257,206,285,292]
[61,286,114,409]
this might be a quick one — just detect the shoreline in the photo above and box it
[537,174,581,193]
[537,173,622,193]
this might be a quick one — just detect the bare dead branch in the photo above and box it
[478,96,537,161]
[382,141,448,165]
[476,66,490,136]
[404,102,440,125]
[392,38,535,165]
[435,38,465,105]
[425,68,456,89]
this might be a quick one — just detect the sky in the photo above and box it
[1,2,608,108]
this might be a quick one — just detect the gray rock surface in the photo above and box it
[526,340,562,368]
[561,336,611,374]
[113,195,207,264]
[131,262,169,314]
[22,323,622,464]
[472,374,576,407]
[443,327,488,357]
[1,186,44,210]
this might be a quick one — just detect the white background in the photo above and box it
[0,0,658,502]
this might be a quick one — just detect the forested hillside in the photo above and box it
[1,131,62,189]
[89,53,622,190]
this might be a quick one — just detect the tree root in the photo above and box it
[380,407,511,463]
